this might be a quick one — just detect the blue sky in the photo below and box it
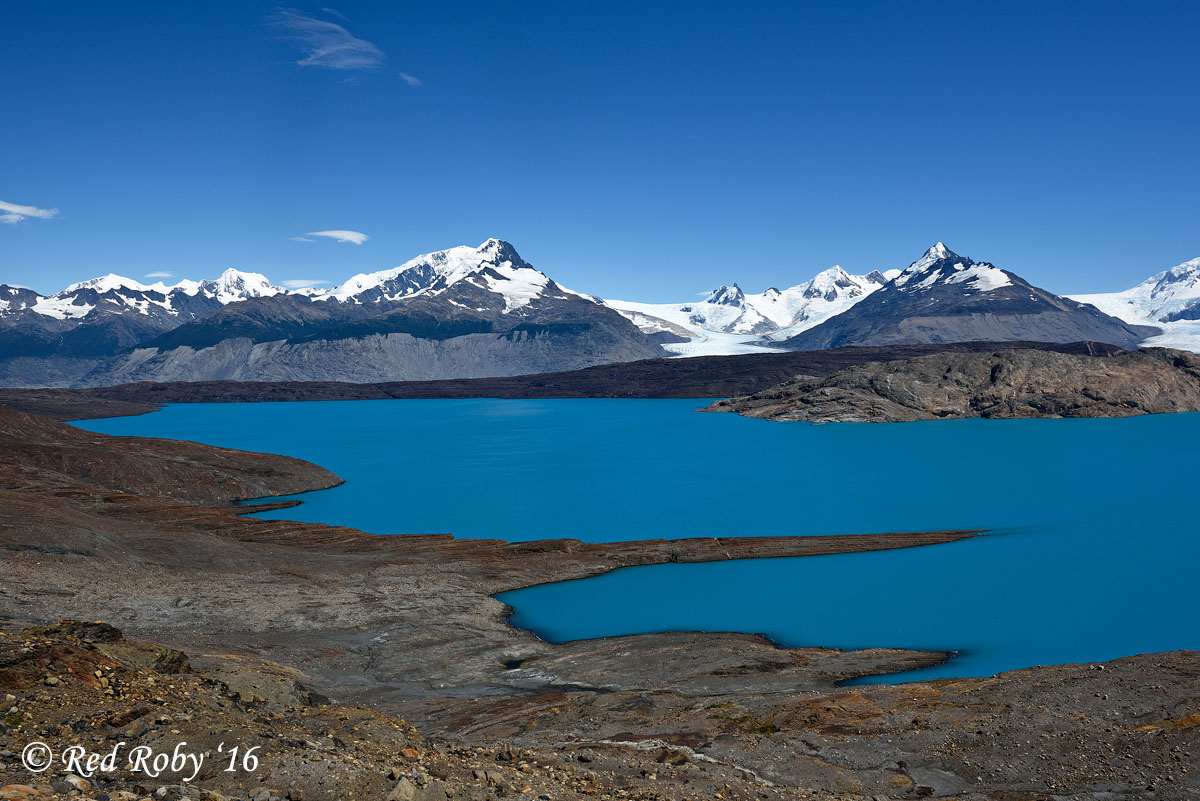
[2,1,1197,299]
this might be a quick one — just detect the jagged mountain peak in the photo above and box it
[706,284,746,307]
[905,242,967,274]
[317,239,575,314]
[893,245,1013,293]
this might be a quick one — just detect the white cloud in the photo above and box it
[304,229,369,245]
[281,279,332,289]
[288,236,316,242]
[272,10,385,70]
[0,199,59,224]
[398,72,423,87]
[145,271,175,279]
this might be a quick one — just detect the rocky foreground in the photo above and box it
[707,347,1200,422]
[0,402,1197,800]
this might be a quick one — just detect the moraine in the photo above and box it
[76,398,1200,683]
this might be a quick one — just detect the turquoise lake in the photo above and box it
[76,399,1200,683]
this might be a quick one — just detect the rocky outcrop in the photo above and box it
[707,346,1200,422]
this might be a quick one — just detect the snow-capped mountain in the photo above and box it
[889,241,1014,292]
[1,240,579,329]
[0,240,663,387]
[1070,258,1200,324]
[1068,257,1200,354]
[1,269,286,323]
[2,238,1192,387]
[311,238,588,312]
[604,265,898,356]
[780,243,1158,351]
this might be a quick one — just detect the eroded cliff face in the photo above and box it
[707,347,1200,423]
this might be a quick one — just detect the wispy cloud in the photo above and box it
[288,236,316,242]
[145,271,175,279]
[303,229,369,245]
[272,9,385,71]
[281,279,332,289]
[398,72,423,87]
[0,199,59,225]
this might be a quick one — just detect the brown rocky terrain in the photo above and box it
[707,346,1200,422]
[0,341,1123,422]
[0,401,1196,799]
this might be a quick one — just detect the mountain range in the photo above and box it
[1068,258,1200,353]
[1,239,1194,387]
[776,243,1157,350]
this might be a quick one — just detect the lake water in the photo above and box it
[77,399,1200,682]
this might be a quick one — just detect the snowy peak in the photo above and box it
[8,269,288,322]
[928,241,952,259]
[903,242,964,274]
[64,273,156,294]
[893,243,1013,293]
[6,239,583,324]
[605,263,893,348]
[1150,258,1200,299]
[902,242,957,275]
[803,266,873,301]
[60,269,284,303]
[319,239,567,313]
[1070,256,1200,325]
[0,285,43,316]
[705,284,747,307]
[200,268,285,304]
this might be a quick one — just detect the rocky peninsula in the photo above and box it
[707,346,1200,423]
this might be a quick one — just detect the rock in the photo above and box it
[36,620,124,643]
[96,641,190,675]
[42,676,59,686]
[470,770,504,787]
[62,774,91,792]
[0,787,49,801]
[708,347,1200,422]
[386,777,450,801]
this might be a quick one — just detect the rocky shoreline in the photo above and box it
[708,346,1200,423]
[1,400,1197,799]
